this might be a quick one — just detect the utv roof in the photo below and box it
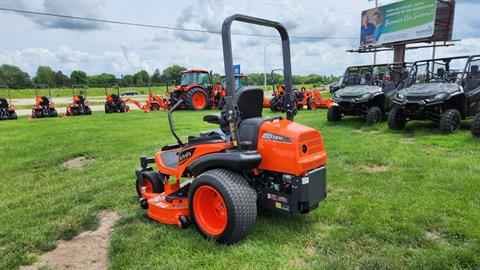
[181,69,209,74]
[412,55,478,65]
[346,62,410,69]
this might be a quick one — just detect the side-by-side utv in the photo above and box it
[104,83,130,113]
[31,84,58,118]
[327,63,411,125]
[472,114,480,137]
[66,84,92,116]
[0,86,17,120]
[388,55,480,134]
[134,14,327,244]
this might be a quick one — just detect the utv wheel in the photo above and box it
[439,109,461,134]
[135,171,164,198]
[186,87,210,110]
[327,106,342,122]
[388,106,406,130]
[189,169,257,244]
[365,106,382,125]
[471,114,480,137]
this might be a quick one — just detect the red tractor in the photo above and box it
[169,69,215,111]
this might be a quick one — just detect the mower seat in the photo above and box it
[234,87,263,119]
[111,94,119,103]
[74,95,85,104]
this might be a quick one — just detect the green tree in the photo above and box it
[34,66,56,87]
[54,71,70,87]
[70,70,88,85]
[133,70,150,86]
[120,75,134,87]
[151,68,162,84]
[163,65,187,84]
[88,73,117,87]
[0,64,31,89]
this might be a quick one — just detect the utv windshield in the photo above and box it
[180,72,210,86]
[406,57,469,85]
[343,65,388,86]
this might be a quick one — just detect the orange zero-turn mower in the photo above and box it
[0,85,17,120]
[135,14,328,244]
[31,84,58,118]
[66,84,92,116]
[104,83,130,113]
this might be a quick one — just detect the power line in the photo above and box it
[0,7,357,40]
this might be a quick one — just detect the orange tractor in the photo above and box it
[66,84,92,116]
[125,84,170,113]
[168,69,216,110]
[0,85,17,120]
[134,14,327,244]
[31,84,58,118]
[269,69,332,111]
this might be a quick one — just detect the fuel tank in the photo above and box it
[256,118,326,176]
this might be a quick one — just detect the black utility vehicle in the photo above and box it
[388,55,480,134]
[327,63,410,125]
[472,114,480,137]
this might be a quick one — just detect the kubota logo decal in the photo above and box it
[178,148,195,164]
[262,132,292,143]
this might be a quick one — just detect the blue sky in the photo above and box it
[1,0,479,77]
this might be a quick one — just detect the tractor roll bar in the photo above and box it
[222,14,295,122]
[71,84,88,99]
[270,68,284,94]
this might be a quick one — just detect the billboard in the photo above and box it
[360,0,437,47]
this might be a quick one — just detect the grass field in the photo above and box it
[0,109,479,269]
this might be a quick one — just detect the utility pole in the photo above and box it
[264,41,274,91]
[373,0,378,65]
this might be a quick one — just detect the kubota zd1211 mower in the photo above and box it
[135,14,327,244]
[66,84,92,116]
[31,84,58,118]
[0,85,17,120]
[104,83,130,113]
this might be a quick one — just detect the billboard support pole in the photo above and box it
[393,44,406,63]
[373,0,378,65]
[431,41,437,73]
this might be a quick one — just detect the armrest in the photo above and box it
[203,114,221,124]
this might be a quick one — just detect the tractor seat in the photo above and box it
[111,94,119,102]
[160,149,179,169]
[0,98,8,108]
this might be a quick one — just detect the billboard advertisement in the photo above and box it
[360,0,437,47]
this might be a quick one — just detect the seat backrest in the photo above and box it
[470,65,479,78]
[437,68,445,78]
[234,87,263,120]
[0,98,8,108]
[40,96,50,106]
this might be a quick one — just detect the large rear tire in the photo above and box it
[8,112,17,120]
[388,106,406,130]
[135,171,164,198]
[439,109,461,134]
[307,100,317,110]
[365,106,382,125]
[471,114,480,137]
[269,96,282,112]
[189,169,257,244]
[327,105,342,122]
[105,103,114,113]
[186,87,210,110]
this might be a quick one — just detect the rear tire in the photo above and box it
[439,109,461,134]
[186,87,210,110]
[307,100,317,110]
[387,105,406,130]
[8,112,17,120]
[269,96,282,112]
[119,102,127,113]
[105,103,113,113]
[150,103,160,111]
[189,169,257,244]
[135,171,164,198]
[365,106,382,125]
[85,106,92,115]
[50,109,58,117]
[471,114,480,137]
[327,105,342,122]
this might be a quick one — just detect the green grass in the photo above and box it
[0,109,479,269]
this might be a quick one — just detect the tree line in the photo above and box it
[0,64,339,89]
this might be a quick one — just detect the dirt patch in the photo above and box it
[21,211,119,270]
[360,165,390,173]
[63,156,92,169]
[353,129,363,133]
[305,242,316,256]
[425,230,440,240]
